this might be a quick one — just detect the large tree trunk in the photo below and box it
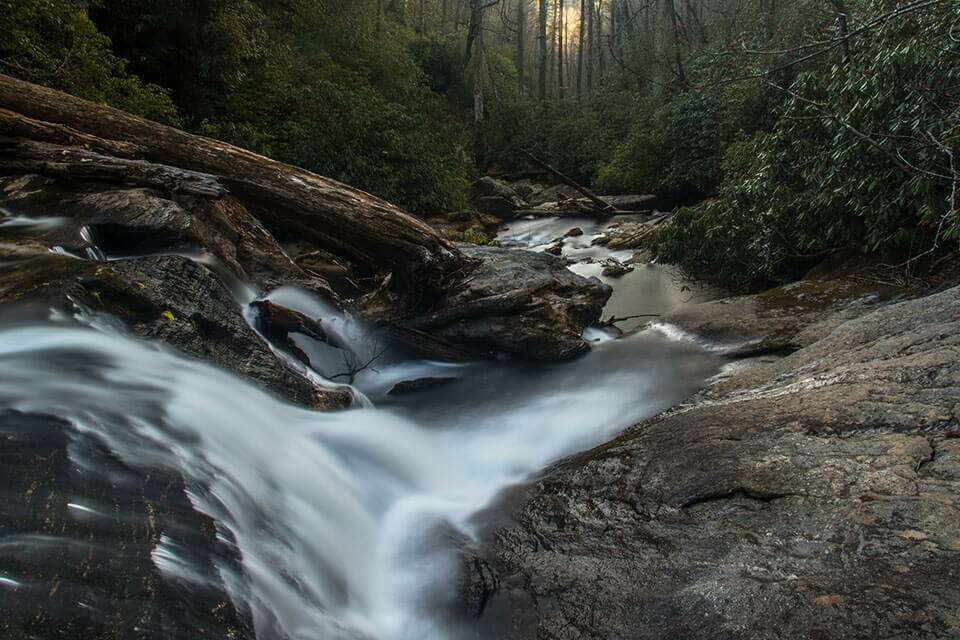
[577,0,586,100]
[463,0,481,68]
[586,0,594,93]
[538,0,548,99]
[0,73,465,310]
[557,0,565,98]
[517,0,526,90]
[596,0,605,82]
[665,0,686,86]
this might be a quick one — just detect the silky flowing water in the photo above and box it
[0,214,723,639]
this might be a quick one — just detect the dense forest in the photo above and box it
[2,0,956,288]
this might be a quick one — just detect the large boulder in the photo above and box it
[526,183,580,206]
[465,282,960,640]
[403,245,612,361]
[470,177,528,220]
[508,179,549,201]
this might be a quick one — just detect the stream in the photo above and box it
[0,214,723,639]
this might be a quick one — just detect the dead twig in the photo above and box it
[599,314,661,328]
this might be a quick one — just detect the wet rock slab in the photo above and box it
[470,284,960,640]
[660,277,904,355]
[0,411,253,640]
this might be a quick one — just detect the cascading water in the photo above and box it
[0,213,723,640]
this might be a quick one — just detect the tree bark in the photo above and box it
[596,0,605,82]
[521,149,615,214]
[587,0,594,93]
[517,0,526,90]
[557,0,565,98]
[829,0,852,64]
[538,0,548,99]
[665,0,686,86]
[577,0,586,100]
[548,0,558,95]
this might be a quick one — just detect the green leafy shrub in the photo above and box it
[0,0,178,124]
[597,83,773,204]
[463,227,492,245]
[657,5,959,289]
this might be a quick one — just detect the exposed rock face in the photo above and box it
[404,246,612,361]
[661,277,904,356]
[470,177,528,220]
[468,284,960,640]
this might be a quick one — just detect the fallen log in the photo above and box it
[0,139,227,198]
[520,149,616,215]
[0,73,466,305]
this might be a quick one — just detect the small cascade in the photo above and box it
[0,211,726,640]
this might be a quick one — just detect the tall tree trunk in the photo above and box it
[586,0,594,94]
[517,0,526,91]
[576,0,586,100]
[665,0,686,86]
[829,0,852,64]
[557,0,565,98]
[464,0,482,68]
[538,0,548,99]
[548,0,558,95]
[596,0,605,82]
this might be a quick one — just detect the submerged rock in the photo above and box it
[465,283,960,640]
[387,377,457,396]
[544,239,564,255]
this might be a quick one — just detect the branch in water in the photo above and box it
[599,314,661,328]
